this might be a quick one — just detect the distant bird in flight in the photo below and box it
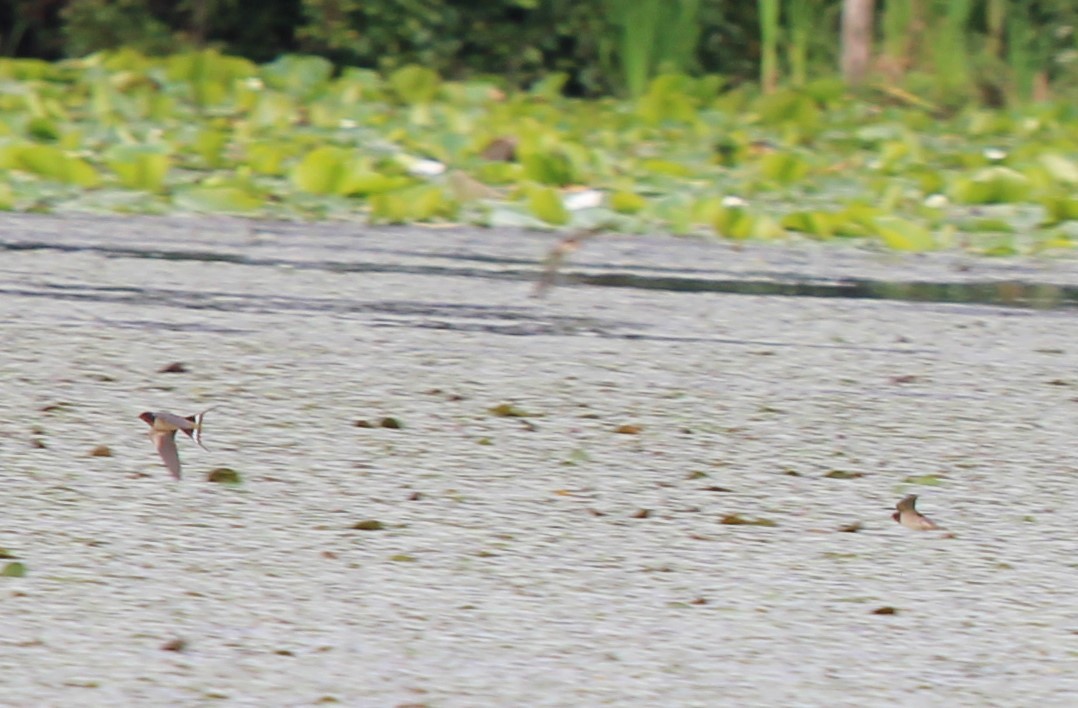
[139,408,212,479]
[892,494,941,531]
[532,228,604,298]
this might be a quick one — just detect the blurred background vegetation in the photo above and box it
[0,0,1076,105]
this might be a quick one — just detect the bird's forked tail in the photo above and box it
[184,407,215,451]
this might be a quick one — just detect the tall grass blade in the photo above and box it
[1006,6,1035,102]
[759,0,780,92]
[786,0,814,86]
[881,0,913,73]
[608,0,701,97]
[933,0,974,94]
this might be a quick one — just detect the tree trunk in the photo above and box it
[841,0,875,85]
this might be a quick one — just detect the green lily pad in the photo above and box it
[262,54,333,99]
[903,474,944,486]
[1040,155,1078,184]
[952,167,1032,204]
[527,186,570,226]
[782,210,837,238]
[207,468,242,484]
[2,562,26,577]
[193,129,229,169]
[489,403,531,418]
[173,186,262,214]
[873,216,936,251]
[1043,196,1078,225]
[388,64,441,105]
[610,190,646,214]
[521,150,576,186]
[107,145,170,192]
[17,144,100,187]
[759,152,810,185]
[291,146,351,195]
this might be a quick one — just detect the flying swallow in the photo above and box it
[138,408,211,479]
[532,228,604,298]
[892,494,941,530]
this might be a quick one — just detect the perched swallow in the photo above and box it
[138,409,211,479]
[892,494,942,530]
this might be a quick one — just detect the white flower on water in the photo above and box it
[924,194,949,209]
[984,148,1007,161]
[564,190,603,210]
[401,156,446,177]
[721,195,747,208]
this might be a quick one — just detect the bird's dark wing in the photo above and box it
[895,494,918,513]
[152,430,182,479]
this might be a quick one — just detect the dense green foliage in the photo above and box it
[0,0,1073,102]
[0,2,1075,254]
[0,50,1076,255]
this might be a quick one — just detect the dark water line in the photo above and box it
[569,273,1077,310]
[2,240,1076,311]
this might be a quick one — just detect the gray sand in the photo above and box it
[1,213,1076,706]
